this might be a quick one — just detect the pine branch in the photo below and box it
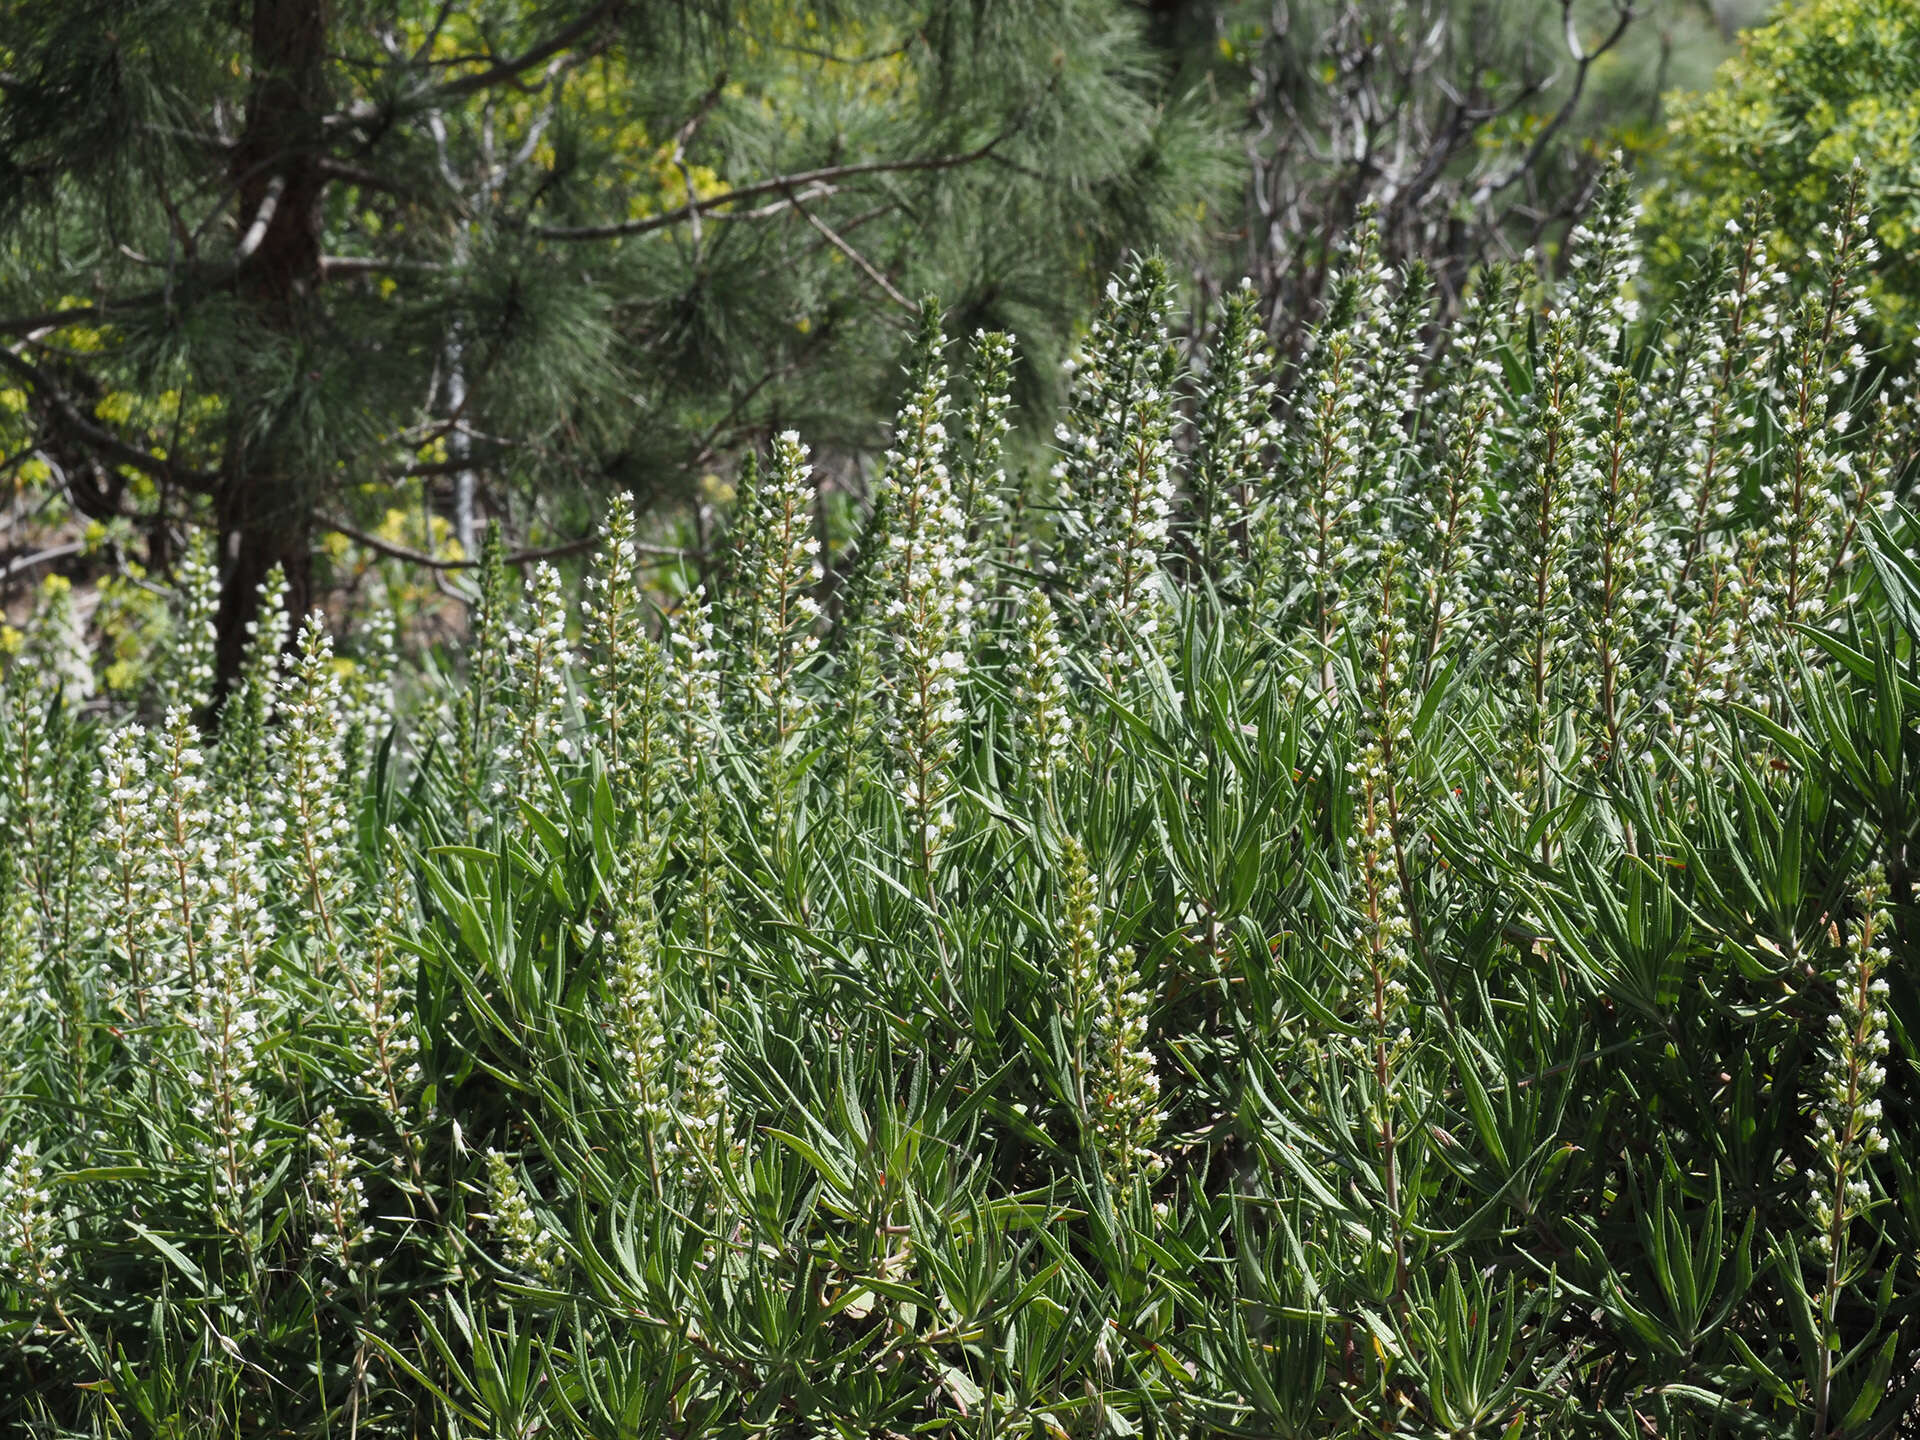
[323,517,686,569]
[529,131,1017,242]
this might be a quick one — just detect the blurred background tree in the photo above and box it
[1153,0,1765,345]
[1645,0,1920,356]
[0,0,1229,681]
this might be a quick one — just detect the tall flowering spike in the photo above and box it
[829,497,893,808]
[307,1106,371,1277]
[958,329,1017,573]
[1192,281,1279,591]
[1009,587,1075,799]
[1561,164,1643,375]
[666,586,722,786]
[1358,258,1434,526]
[152,706,218,997]
[0,869,40,1093]
[1576,361,1660,770]
[675,1002,734,1181]
[1257,224,1398,676]
[1050,257,1181,680]
[1491,310,1585,798]
[728,433,824,834]
[506,560,577,769]
[0,1140,68,1310]
[1656,199,1782,696]
[1415,263,1517,681]
[1829,386,1908,593]
[484,1150,562,1285]
[186,791,272,1220]
[217,566,290,801]
[877,303,975,886]
[95,723,158,1020]
[273,615,352,974]
[350,601,400,752]
[1057,836,1163,1189]
[1761,270,1868,640]
[587,495,670,822]
[1807,866,1894,1435]
[156,529,220,718]
[346,836,424,1143]
[1348,546,1417,1041]
[606,841,672,1130]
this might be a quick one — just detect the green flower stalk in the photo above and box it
[587,494,670,820]
[1051,259,1181,682]
[507,560,577,769]
[155,529,219,719]
[729,434,824,841]
[1808,866,1894,1437]
[484,1150,561,1285]
[215,566,290,804]
[307,1106,371,1278]
[1190,281,1277,591]
[1009,586,1075,802]
[272,616,351,976]
[876,305,975,888]
[0,1140,67,1312]
[1058,836,1162,1190]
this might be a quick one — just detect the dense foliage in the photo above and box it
[3,174,1919,1436]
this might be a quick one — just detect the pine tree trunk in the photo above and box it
[214,0,329,690]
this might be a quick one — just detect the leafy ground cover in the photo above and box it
[1,173,1917,1436]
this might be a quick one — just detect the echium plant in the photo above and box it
[585,494,669,821]
[1008,586,1076,805]
[1057,836,1162,1190]
[875,305,976,890]
[1189,280,1278,591]
[726,436,823,845]
[154,529,219,719]
[5,175,1920,1439]
[271,617,353,977]
[1806,867,1894,1437]
[1414,263,1517,683]
[956,327,1017,589]
[1050,258,1181,682]
[506,561,577,770]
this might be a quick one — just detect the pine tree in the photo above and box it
[0,0,1225,683]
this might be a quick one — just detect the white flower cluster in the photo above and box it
[667,586,722,785]
[184,786,273,1210]
[1009,587,1075,797]
[346,842,424,1134]
[218,566,291,797]
[731,433,823,824]
[1191,281,1278,589]
[273,616,352,971]
[586,494,668,802]
[1807,867,1893,1258]
[1051,260,1180,675]
[506,561,577,767]
[484,1149,561,1284]
[1058,837,1163,1188]
[307,1106,372,1272]
[1347,552,1414,1060]
[157,530,220,718]
[1415,264,1514,677]
[606,861,672,1129]
[958,328,1017,576]
[875,337,975,858]
[0,1139,67,1303]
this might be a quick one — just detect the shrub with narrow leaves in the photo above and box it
[2,173,1920,1437]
